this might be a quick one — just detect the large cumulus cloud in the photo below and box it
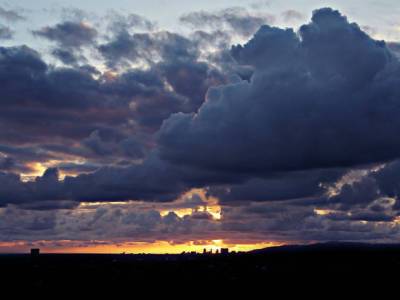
[158,8,400,174]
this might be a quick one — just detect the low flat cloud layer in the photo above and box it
[1,5,400,248]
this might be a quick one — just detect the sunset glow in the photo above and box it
[0,240,281,254]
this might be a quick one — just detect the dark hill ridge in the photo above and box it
[249,242,400,271]
[251,241,400,254]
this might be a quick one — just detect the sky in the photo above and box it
[1,1,400,253]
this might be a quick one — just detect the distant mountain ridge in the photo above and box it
[250,242,400,254]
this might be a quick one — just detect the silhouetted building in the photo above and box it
[220,248,229,255]
[31,248,40,257]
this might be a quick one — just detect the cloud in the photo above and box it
[0,6,25,23]
[32,21,98,49]
[281,10,304,22]
[0,40,224,174]
[3,8,399,208]
[0,200,222,243]
[0,168,70,208]
[329,176,381,208]
[31,20,97,65]
[388,42,400,58]
[51,48,80,65]
[4,155,185,206]
[180,7,275,37]
[0,25,13,39]
[60,7,91,22]
[158,8,399,176]
[209,169,343,203]
[319,160,400,211]
[3,6,400,245]
[98,30,199,69]
[106,11,156,33]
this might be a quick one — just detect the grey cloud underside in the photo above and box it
[281,10,304,22]
[2,8,400,206]
[180,7,275,38]
[0,6,25,23]
[32,21,98,48]
[2,7,400,243]
[32,21,98,65]
[4,190,399,244]
[209,169,344,203]
[0,32,224,170]
[106,11,157,33]
[0,25,13,40]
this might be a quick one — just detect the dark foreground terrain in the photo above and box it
[1,242,400,289]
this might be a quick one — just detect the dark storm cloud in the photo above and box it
[331,210,395,222]
[329,177,381,208]
[0,148,247,208]
[180,7,275,37]
[31,20,95,65]
[56,162,100,173]
[370,161,400,204]
[82,130,115,156]
[158,8,400,176]
[303,160,400,221]
[388,42,400,58]
[0,155,182,207]
[0,46,109,112]
[219,198,399,243]
[159,59,226,111]
[98,30,199,68]
[61,151,245,203]
[0,6,25,23]
[0,39,223,168]
[0,168,68,208]
[51,48,80,66]
[2,7,399,209]
[0,144,56,163]
[0,201,223,242]
[324,161,400,210]
[0,155,15,171]
[98,31,226,126]
[0,40,226,211]
[0,46,102,110]
[0,207,57,238]
[210,169,343,203]
[32,21,98,49]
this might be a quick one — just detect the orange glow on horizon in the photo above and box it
[0,240,282,254]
